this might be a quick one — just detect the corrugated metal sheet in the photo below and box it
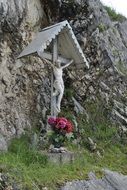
[18,20,89,68]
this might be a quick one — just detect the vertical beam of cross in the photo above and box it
[51,37,58,116]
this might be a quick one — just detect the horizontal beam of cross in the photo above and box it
[37,51,71,64]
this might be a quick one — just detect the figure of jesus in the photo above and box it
[46,59,73,112]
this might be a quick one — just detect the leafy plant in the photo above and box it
[98,23,106,32]
[104,6,126,22]
[64,88,74,99]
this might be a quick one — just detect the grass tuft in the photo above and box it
[104,6,126,22]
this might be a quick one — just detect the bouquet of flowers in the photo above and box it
[48,117,73,134]
[48,117,73,147]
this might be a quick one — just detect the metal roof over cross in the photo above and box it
[18,20,89,116]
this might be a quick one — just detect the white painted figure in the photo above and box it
[46,59,73,112]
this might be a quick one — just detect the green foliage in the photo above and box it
[59,109,74,121]
[104,6,126,22]
[47,129,74,148]
[79,118,118,150]
[61,96,119,150]
[8,134,30,153]
[48,131,65,148]
[8,135,48,166]
[64,88,74,99]
[1,139,127,189]
[116,61,127,76]
[75,98,119,148]
[0,98,127,189]
[85,97,113,126]
[0,127,127,189]
[98,23,106,32]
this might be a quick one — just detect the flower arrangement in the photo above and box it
[48,117,73,147]
[48,117,73,133]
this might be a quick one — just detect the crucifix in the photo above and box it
[38,37,73,116]
[18,20,89,118]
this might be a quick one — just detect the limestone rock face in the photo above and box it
[43,0,127,128]
[49,0,127,128]
[1,0,127,150]
[0,0,50,149]
[0,134,7,151]
[61,170,127,190]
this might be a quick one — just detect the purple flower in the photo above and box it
[48,117,57,126]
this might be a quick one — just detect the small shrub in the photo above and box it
[98,23,106,32]
[64,88,74,99]
[104,6,126,22]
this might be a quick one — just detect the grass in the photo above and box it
[0,129,127,190]
[0,99,127,189]
[1,146,127,189]
[104,6,126,22]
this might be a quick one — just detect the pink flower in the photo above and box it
[57,118,67,129]
[48,117,73,133]
[65,121,73,133]
[48,117,57,126]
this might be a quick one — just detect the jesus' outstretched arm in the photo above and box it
[61,59,73,69]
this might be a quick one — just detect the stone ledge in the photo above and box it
[42,151,75,164]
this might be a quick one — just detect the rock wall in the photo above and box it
[61,170,127,190]
[1,0,127,150]
[0,0,50,150]
[46,0,127,128]
[71,0,127,128]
